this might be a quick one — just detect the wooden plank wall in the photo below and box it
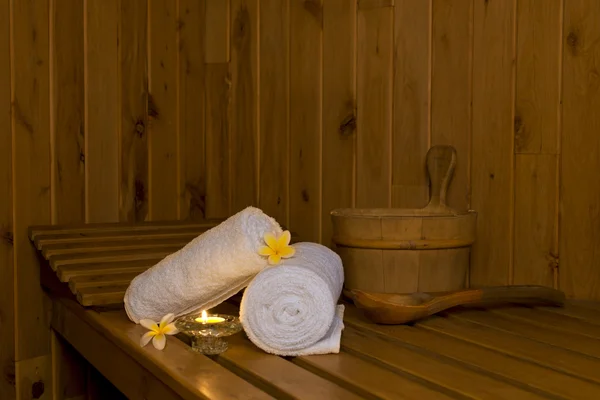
[1,0,600,397]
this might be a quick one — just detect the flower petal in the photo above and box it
[140,331,155,347]
[140,319,159,332]
[152,333,166,350]
[268,253,281,265]
[279,245,295,258]
[258,246,275,256]
[162,323,179,335]
[159,313,175,329]
[277,230,291,248]
[264,232,278,250]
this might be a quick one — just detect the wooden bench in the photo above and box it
[34,222,600,399]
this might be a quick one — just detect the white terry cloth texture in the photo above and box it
[240,242,345,356]
[124,206,282,324]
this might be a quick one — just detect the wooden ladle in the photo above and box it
[345,285,566,325]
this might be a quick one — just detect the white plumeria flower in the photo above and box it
[139,313,179,350]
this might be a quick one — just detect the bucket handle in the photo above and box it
[423,145,457,214]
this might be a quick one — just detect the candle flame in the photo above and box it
[201,310,207,322]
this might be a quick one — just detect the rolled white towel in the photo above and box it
[240,242,345,356]
[124,206,282,324]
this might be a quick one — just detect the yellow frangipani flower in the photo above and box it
[258,230,295,265]
[139,313,179,350]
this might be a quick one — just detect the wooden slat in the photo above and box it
[52,0,85,224]
[179,0,207,221]
[289,0,322,243]
[470,0,516,286]
[560,0,600,300]
[57,259,157,282]
[213,335,363,399]
[29,220,219,240]
[76,285,130,306]
[490,306,600,339]
[205,63,231,219]
[512,0,561,292]
[449,307,600,359]
[148,0,179,220]
[230,0,259,213]
[120,0,149,223]
[513,155,558,287]
[538,303,600,325]
[12,0,52,363]
[49,249,173,270]
[294,350,456,400]
[34,228,206,250]
[419,312,600,387]
[204,0,230,63]
[85,0,120,223]
[321,0,356,247]
[41,237,191,258]
[391,0,429,209]
[52,298,272,399]
[343,309,550,399]
[0,0,14,397]
[431,0,471,211]
[258,0,290,227]
[69,272,142,293]
[357,3,393,208]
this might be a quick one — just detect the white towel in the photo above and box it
[124,206,282,324]
[240,242,345,356]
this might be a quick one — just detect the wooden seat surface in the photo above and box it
[51,295,600,400]
[34,221,600,399]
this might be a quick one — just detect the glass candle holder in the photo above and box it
[174,314,242,355]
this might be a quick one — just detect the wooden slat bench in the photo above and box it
[34,222,600,399]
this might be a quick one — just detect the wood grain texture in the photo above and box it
[515,0,561,155]
[11,0,52,363]
[205,63,231,219]
[85,0,119,223]
[258,0,289,226]
[560,0,600,299]
[178,0,206,221]
[230,0,258,213]
[391,0,430,209]
[321,0,356,246]
[120,0,149,223]
[51,0,85,224]
[148,0,179,220]
[357,4,393,208]
[470,0,516,287]
[513,155,558,287]
[431,0,471,211]
[205,0,230,63]
[0,1,14,397]
[289,0,323,242]
[513,0,561,289]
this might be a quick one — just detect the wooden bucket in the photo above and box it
[331,145,477,294]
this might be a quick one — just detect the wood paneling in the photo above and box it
[289,0,323,242]
[120,0,149,223]
[85,0,120,223]
[392,0,430,209]
[357,2,393,209]
[179,0,206,221]
[321,0,356,247]
[3,0,600,393]
[470,0,516,287]
[148,0,179,220]
[561,0,600,299]
[0,1,13,398]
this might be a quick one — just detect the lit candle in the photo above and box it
[195,310,225,324]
